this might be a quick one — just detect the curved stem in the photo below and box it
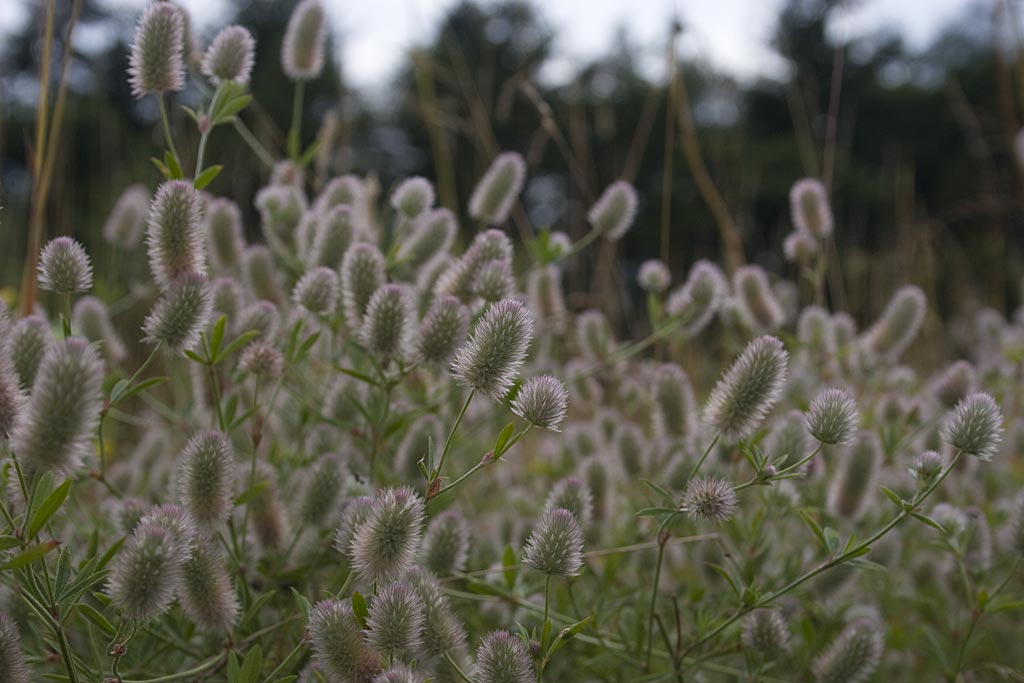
[232,118,275,168]
[157,94,180,163]
[121,652,225,683]
[430,390,475,488]
[194,130,210,179]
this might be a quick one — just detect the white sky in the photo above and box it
[0,0,981,89]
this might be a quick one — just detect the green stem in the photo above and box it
[157,94,180,163]
[539,574,552,682]
[444,651,475,683]
[55,624,81,683]
[194,130,210,179]
[430,390,475,489]
[288,80,305,161]
[644,515,674,667]
[686,433,720,484]
[232,118,275,168]
[61,293,72,339]
[950,557,1021,681]
[432,425,532,500]
[262,639,306,682]
[121,652,225,683]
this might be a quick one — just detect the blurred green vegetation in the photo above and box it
[1,0,1021,337]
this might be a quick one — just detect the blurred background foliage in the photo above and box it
[1,0,1022,348]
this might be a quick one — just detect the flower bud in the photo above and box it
[813,620,883,683]
[37,237,92,293]
[147,180,206,290]
[0,611,30,683]
[451,298,533,400]
[104,185,150,248]
[576,310,614,362]
[544,477,594,530]
[472,259,515,303]
[282,0,327,81]
[638,259,671,293]
[128,2,185,97]
[805,387,859,446]
[298,455,344,527]
[309,600,382,683]
[179,537,239,633]
[366,581,425,658]
[254,185,307,248]
[416,296,468,366]
[391,177,435,218]
[396,208,456,272]
[862,285,926,363]
[512,374,568,431]
[108,521,185,621]
[742,609,790,660]
[790,178,833,238]
[523,508,584,577]
[527,266,567,333]
[783,230,818,264]
[404,567,467,658]
[341,243,386,331]
[930,360,977,409]
[421,509,470,576]
[142,272,213,353]
[468,152,526,225]
[12,338,102,478]
[474,631,534,683]
[294,266,340,316]
[361,285,414,360]
[177,430,234,530]
[235,300,280,340]
[316,175,364,212]
[911,450,943,490]
[683,476,737,525]
[587,180,638,240]
[616,422,648,477]
[940,392,1004,461]
[201,25,255,86]
[351,487,426,584]
[733,265,784,332]
[704,335,789,442]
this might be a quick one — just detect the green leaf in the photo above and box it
[298,139,320,167]
[640,479,677,506]
[335,367,379,387]
[0,541,59,571]
[291,588,312,620]
[239,644,263,683]
[112,377,168,406]
[28,478,72,540]
[164,150,184,180]
[0,536,22,550]
[150,157,171,178]
[352,592,369,629]
[493,422,515,459]
[184,349,207,364]
[217,94,253,122]
[706,563,741,599]
[502,544,518,590]
[823,527,841,554]
[217,330,261,363]
[77,603,115,636]
[24,472,56,539]
[194,164,223,191]
[209,316,227,360]
[879,485,904,508]
[911,512,947,534]
[798,509,828,551]
[228,651,240,683]
[234,480,269,506]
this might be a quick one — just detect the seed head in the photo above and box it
[350,487,426,584]
[333,496,374,557]
[341,243,386,330]
[309,600,382,683]
[421,509,470,576]
[544,477,594,530]
[147,181,205,290]
[142,272,213,353]
[240,246,285,304]
[512,374,569,431]
[587,180,638,240]
[366,581,425,658]
[395,208,456,271]
[205,198,245,272]
[103,185,150,248]
[704,335,789,442]
[179,537,239,633]
[805,388,859,446]
[373,665,424,683]
[790,178,833,238]
[451,298,534,400]
[128,2,185,97]
[930,360,977,409]
[940,392,1004,461]
[862,285,926,362]
[638,259,671,293]
[177,430,234,530]
[201,25,255,86]
[416,295,468,365]
[10,315,50,390]
[527,265,567,333]
[361,285,414,360]
[576,310,614,361]
[468,152,526,225]
[742,609,790,660]
[73,296,126,363]
[733,265,784,332]
[282,0,327,81]
[0,611,31,683]
[391,177,435,218]
[108,521,185,621]
[666,260,727,336]
[911,450,943,490]
[310,205,357,269]
[294,267,340,315]
[653,363,698,442]
[827,431,881,522]
[683,476,737,525]
[783,230,818,263]
[474,631,534,683]
[298,455,345,527]
[472,259,515,303]
[404,567,467,658]
[813,620,883,683]
[523,507,584,577]
[12,337,102,478]
[38,237,92,293]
